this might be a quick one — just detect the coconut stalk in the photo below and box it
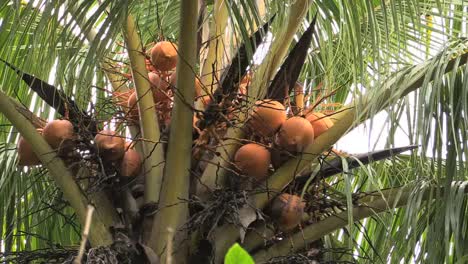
[0,90,115,246]
[10,97,47,128]
[252,184,468,262]
[197,0,228,110]
[123,15,165,205]
[147,1,198,262]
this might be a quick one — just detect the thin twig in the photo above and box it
[74,205,95,264]
[166,228,174,264]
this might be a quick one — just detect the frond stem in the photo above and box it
[0,90,114,246]
[147,1,198,262]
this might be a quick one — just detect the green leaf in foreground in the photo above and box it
[224,243,255,264]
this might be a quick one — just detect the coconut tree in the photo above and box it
[0,0,467,263]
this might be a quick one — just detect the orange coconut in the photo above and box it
[119,148,142,177]
[113,89,134,110]
[169,71,176,87]
[193,114,200,129]
[17,128,43,166]
[124,141,136,150]
[94,130,125,161]
[127,91,141,121]
[306,112,334,138]
[270,193,305,231]
[275,116,314,152]
[148,72,171,103]
[145,59,157,72]
[248,100,287,137]
[150,41,178,72]
[42,120,74,149]
[234,143,271,182]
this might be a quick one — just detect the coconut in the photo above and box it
[127,91,140,121]
[275,116,314,152]
[113,89,134,110]
[270,193,305,231]
[94,130,125,161]
[306,112,334,138]
[125,141,136,150]
[193,114,200,129]
[42,119,74,149]
[234,143,271,182]
[149,72,171,103]
[119,148,142,178]
[17,128,43,166]
[150,41,178,72]
[248,100,287,137]
[145,59,157,72]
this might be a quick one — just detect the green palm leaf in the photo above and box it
[0,0,466,263]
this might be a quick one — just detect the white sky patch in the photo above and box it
[46,58,58,121]
[252,32,272,65]
[414,240,422,261]
[89,72,98,111]
[337,229,344,241]
[28,93,38,112]
[353,218,368,258]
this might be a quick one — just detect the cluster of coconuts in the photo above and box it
[122,41,203,127]
[17,123,142,179]
[94,130,142,178]
[18,41,204,178]
[17,119,75,166]
[125,41,178,125]
[234,99,334,231]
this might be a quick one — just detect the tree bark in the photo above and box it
[123,14,165,206]
[147,1,198,263]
